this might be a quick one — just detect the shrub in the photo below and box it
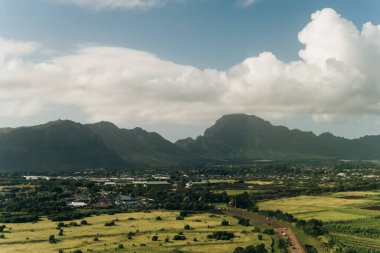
[257,234,263,240]
[173,234,186,240]
[184,224,191,230]
[221,220,230,226]
[152,235,158,241]
[233,246,245,253]
[73,250,82,253]
[0,225,6,232]
[252,227,261,233]
[180,211,189,217]
[156,216,162,221]
[263,228,275,235]
[58,229,64,236]
[80,220,88,225]
[56,222,65,229]
[93,237,99,241]
[69,222,78,227]
[207,231,235,240]
[238,218,250,226]
[49,234,57,243]
[118,244,124,249]
[104,221,115,226]
[176,216,184,220]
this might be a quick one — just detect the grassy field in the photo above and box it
[257,193,380,221]
[258,191,380,250]
[0,211,271,253]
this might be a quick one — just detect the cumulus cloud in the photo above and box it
[1,8,380,126]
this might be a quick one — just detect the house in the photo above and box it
[118,195,133,201]
[185,180,208,188]
[69,201,87,208]
[92,202,113,208]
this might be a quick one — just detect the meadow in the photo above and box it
[257,191,380,221]
[258,191,380,251]
[0,211,272,253]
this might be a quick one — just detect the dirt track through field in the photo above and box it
[223,209,305,253]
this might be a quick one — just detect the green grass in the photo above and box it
[258,192,380,250]
[0,211,272,253]
[257,194,380,221]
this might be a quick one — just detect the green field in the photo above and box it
[257,193,380,221]
[0,211,271,253]
[258,191,380,250]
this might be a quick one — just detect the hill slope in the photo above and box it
[0,120,194,171]
[176,114,380,161]
[0,120,126,171]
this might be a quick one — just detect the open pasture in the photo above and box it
[0,211,271,253]
[257,193,380,221]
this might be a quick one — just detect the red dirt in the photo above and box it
[223,209,305,253]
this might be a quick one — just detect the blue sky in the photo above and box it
[1,0,380,141]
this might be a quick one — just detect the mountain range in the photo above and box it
[1,114,380,171]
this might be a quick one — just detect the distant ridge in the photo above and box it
[1,114,380,171]
[176,114,380,161]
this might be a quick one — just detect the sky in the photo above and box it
[1,0,380,141]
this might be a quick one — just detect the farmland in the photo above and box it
[258,191,380,251]
[257,192,380,221]
[0,211,272,253]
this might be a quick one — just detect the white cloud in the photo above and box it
[237,0,256,7]
[1,8,380,127]
[54,0,257,10]
[54,0,174,10]
[0,37,39,63]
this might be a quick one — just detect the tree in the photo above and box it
[221,220,230,226]
[49,234,57,243]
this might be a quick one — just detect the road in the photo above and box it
[223,209,305,253]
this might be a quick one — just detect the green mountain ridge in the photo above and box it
[176,114,380,161]
[1,114,380,171]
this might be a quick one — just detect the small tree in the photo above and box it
[80,220,88,225]
[152,235,158,241]
[257,234,263,240]
[221,220,230,226]
[156,216,162,221]
[49,234,57,243]
[184,224,191,230]
[118,244,124,249]
[58,229,64,236]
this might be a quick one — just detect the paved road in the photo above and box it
[223,209,305,253]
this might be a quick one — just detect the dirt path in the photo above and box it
[223,209,305,253]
